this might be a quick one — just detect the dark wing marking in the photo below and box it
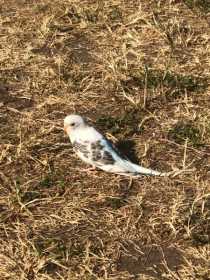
[103,150,115,164]
[91,141,104,151]
[73,138,122,166]
[73,141,89,157]
[92,148,102,161]
[91,140,115,165]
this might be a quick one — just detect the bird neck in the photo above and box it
[68,125,88,143]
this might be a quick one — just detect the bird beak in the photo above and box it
[64,125,68,133]
[64,124,71,134]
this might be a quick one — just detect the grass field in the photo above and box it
[0,0,210,279]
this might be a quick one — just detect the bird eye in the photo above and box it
[71,122,75,126]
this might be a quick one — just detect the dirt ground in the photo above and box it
[0,0,210,279]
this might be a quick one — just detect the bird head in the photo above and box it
[64,115,86,134]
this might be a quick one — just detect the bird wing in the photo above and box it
[72,137,125,167]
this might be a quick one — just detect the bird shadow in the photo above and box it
[116,139,139,164]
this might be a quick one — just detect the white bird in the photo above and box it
[64,114,166,177]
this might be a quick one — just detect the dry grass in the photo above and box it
[0,0,210,279]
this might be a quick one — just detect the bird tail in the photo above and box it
[126,161,165,176]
